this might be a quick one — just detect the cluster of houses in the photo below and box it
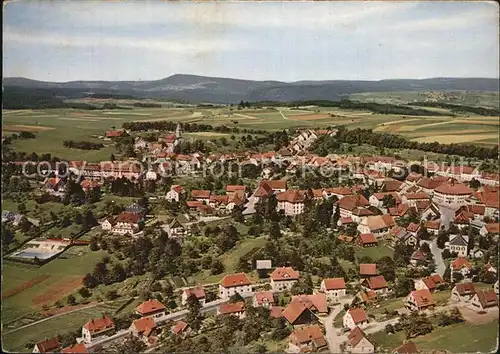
[31,257,500,354]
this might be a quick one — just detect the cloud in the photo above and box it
[3,26,246,54]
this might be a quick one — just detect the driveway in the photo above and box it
[422,238,445,276]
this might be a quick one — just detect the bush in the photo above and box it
[106,290,119,301]
[385,324,395,334]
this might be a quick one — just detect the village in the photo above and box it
[2,122,499,354]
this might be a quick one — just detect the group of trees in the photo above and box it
[63,140,104,150]
[312,126,498,159]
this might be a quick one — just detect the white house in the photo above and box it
[276,190,306,216]
[433,181,473,206]
[447,234,469,258]
[270,267,300,292]
[451,282,476,303]
[343,308,369,330]
[470,289,498,313]
[253,291,275,309]
[320,278,346,302]
[181,286,206,306]
[81,314,116,344]
[218,273,253,300]
[406,289,436,312]
[217,301,246,319]
[346,326,374,354]
[165,185,186,202]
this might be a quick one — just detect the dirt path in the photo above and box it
[278,110,289,120]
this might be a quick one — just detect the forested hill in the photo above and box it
[3,75,498,105]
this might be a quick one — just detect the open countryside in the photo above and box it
[2,1,499,354]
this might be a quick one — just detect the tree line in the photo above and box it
[63,140,104,150]
[311,126,498,159]
[409,101,499,116]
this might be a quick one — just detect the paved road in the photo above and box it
[422,238,446,276]
[322,297,353,353]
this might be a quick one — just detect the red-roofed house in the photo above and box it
[343,308,369,329]
[357,233,378,248]
[217,301,246,319]
[270,267,300,292]
[219,273,252,300]
[480,223,500,237]
[359,264,377,278]
[470,289,498,313]
[253,291,275,309]
[43,177,65,193]
[276,189,307,216]
[450,258,472,281]
[61,343,88,353]
[81,314,115,343]
[191,189,211,202]
[130,317,158,346]
[165,185,186,202]
[181,286,206,306]
[357,215,395,236]
[415,274,446,292]
[288,325,328,353]
[320,278,346,301]
[33,338,62,353]
[451,282,476,303]
[393,341,419,354]
[346,326,374,353]
[335,195,370,218]
[361,275,389,295]
[170,321,190,337]
[106,130,125,138]
[406,289,436,312]
[282,302,316,326]
[291,294,328,315]
[135,299,165,319]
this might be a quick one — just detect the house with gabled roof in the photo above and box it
[470,289,498,313]
[361,275,389,296]
[219,273,252,300]
[343,308,369,329]
[393,341,419,354]
[410,249,426,267]
[130,317,158,346]
[359,264,377,278]
[217,301,246,319]
[414,274,446,292]
[136,299,165,320]
[447,234,469,257]
[346,326,374,353]
[424,219,441,235]
[479,222,500,238]
[357,233,378,248]
[81,314,115,343]
[451,282,476,303]
[288,325,328,353]
[290,294,328,316]
[253,291,275,309]
[357,290,378,305]
[270,267,300,292]
[450,258,472,282]
[320,278,346,301]
[33,338,62,353]
[282,301,317,327]
[335,194,370,218]
[165,185,186,202]
[406,289,436,312]
[164,218,188,239]
[357,214,395,237]
[61,343,88,353]
[181,286,206,306]
[170,321,190,338]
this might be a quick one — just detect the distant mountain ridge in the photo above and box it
[3,74,499,104]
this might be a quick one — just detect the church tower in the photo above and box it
[175,123,183,139]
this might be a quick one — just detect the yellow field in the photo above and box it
[3,124,55,132]
[412,133,499,144]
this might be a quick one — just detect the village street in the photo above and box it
[422,239,446,276]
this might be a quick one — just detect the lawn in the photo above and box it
[355,244,394,261]
[2,298,131,352]
[369,320,499,353]
[2,248,108,323]
[187,236,268,286]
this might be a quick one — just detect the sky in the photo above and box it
[3,1,499,82]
